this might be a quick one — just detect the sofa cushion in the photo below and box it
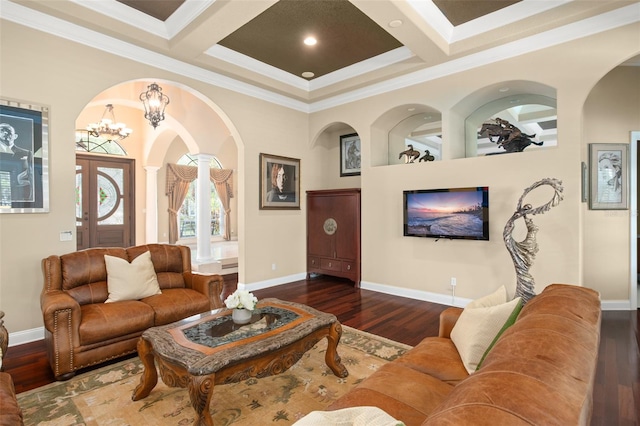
[104,251,162,303]
[142,288,211,325]
[79,301,155,346]
[328,362,454,426]
[394,337,468,385]
[450,297,522,373]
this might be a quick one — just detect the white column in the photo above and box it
[144,166,160,244]
[196,154,213,261]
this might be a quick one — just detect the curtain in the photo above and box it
[165,164,234,243]
[166,164,197,244]
[210,169,234,240]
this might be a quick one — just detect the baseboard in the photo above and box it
[8,326,44,347]
[601,300,632,310]
[238,273,308,292]
[361,280,472,308]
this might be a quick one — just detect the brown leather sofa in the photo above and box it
[328,284,601,425]
[0,311,24,426]
[41,244,224,380]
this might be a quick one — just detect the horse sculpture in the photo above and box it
[480,122,543,153]
[419,149,435,162]
[398,144,420,163]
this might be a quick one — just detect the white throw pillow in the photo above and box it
[451,296,522,373]
[104,251,161,303]
[466,285,508,309]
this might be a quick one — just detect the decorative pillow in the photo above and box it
[466,285,508,309]
[450,296,522,373]
[104,251,161,303]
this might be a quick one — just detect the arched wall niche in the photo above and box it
[453,80,557,158]
[370,104,442,167]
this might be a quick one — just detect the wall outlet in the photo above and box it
[450,277,457,287]
[272,263,277,271]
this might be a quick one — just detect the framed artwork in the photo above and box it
[340,133,361,177]
[0,98,49,213]
[259,153,300,210]
[589,143,628,210]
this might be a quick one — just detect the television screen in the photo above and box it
[403,187,489,240]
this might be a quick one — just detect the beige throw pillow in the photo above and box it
[451,296,522,373]
[105,251,161,303]
[466,285,507,309]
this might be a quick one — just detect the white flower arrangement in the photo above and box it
[224,289,258,311]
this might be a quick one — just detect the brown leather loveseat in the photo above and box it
[328,284,601,425]
[41,244,224,380]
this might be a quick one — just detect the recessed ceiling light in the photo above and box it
[499,87,510,92]
[389,20,403,28]
[304,37,317,46]
[302,71,314,78]
[408,107,415,111]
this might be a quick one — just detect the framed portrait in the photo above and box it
[259,153,300,210]
[340,133,361,177]
[0,98,49,213]
[589,143,628,210]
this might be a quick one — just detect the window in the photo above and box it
[75,131,127,155]
[176,154,223,240]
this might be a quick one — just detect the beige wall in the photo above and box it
[1,19,639,337]
[583,66,640,300]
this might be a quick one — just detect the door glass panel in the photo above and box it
[97,167,124,225]
[75,165,82,226]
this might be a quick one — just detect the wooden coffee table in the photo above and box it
[132,298,349,426]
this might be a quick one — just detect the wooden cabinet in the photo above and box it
[307,188,361,287]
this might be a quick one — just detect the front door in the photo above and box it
[76,154,135,249]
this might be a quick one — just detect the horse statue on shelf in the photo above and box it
[480,119,543,153]
[419,149,435,162]
[398,144,420,163]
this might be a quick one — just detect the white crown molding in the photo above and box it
[309,3,640,112]
[1,1,638,114]
[206,44,415,92]
[1,0,310,113]
[69,0,213,39]
[407,0,572,44]
[206,45,311,91]
[309,47,415,91]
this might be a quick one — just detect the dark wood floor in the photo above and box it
[3,275,639,425]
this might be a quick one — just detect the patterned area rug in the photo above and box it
[18,326,410,425]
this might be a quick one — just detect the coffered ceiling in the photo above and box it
[2,0,639,109]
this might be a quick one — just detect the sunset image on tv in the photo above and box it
[404,188,488,239]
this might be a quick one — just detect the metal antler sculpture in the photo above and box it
[503,178,564,304]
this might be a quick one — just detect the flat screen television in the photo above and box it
[403,187,489,240]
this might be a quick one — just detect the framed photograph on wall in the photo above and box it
[589,143,628,210]
[340,133,361,177]
[0,98,49,213]
[259,153,300,210]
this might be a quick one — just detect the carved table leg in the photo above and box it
[188,373,215,426]
[132,337,158,400]
[325,322,349,378]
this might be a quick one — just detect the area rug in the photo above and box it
[17,327,411,425]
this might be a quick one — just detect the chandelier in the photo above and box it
[140,82,170,129]
[86,104,132,141]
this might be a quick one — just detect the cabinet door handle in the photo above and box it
[329,262,332,267]
[346,264,351,270]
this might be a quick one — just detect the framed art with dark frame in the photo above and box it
[0,98,49,213]
[259,153,300,210]
[340,133,361,177]
[589,143,628,210]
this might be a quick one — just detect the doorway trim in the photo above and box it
[631,131,639,310]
